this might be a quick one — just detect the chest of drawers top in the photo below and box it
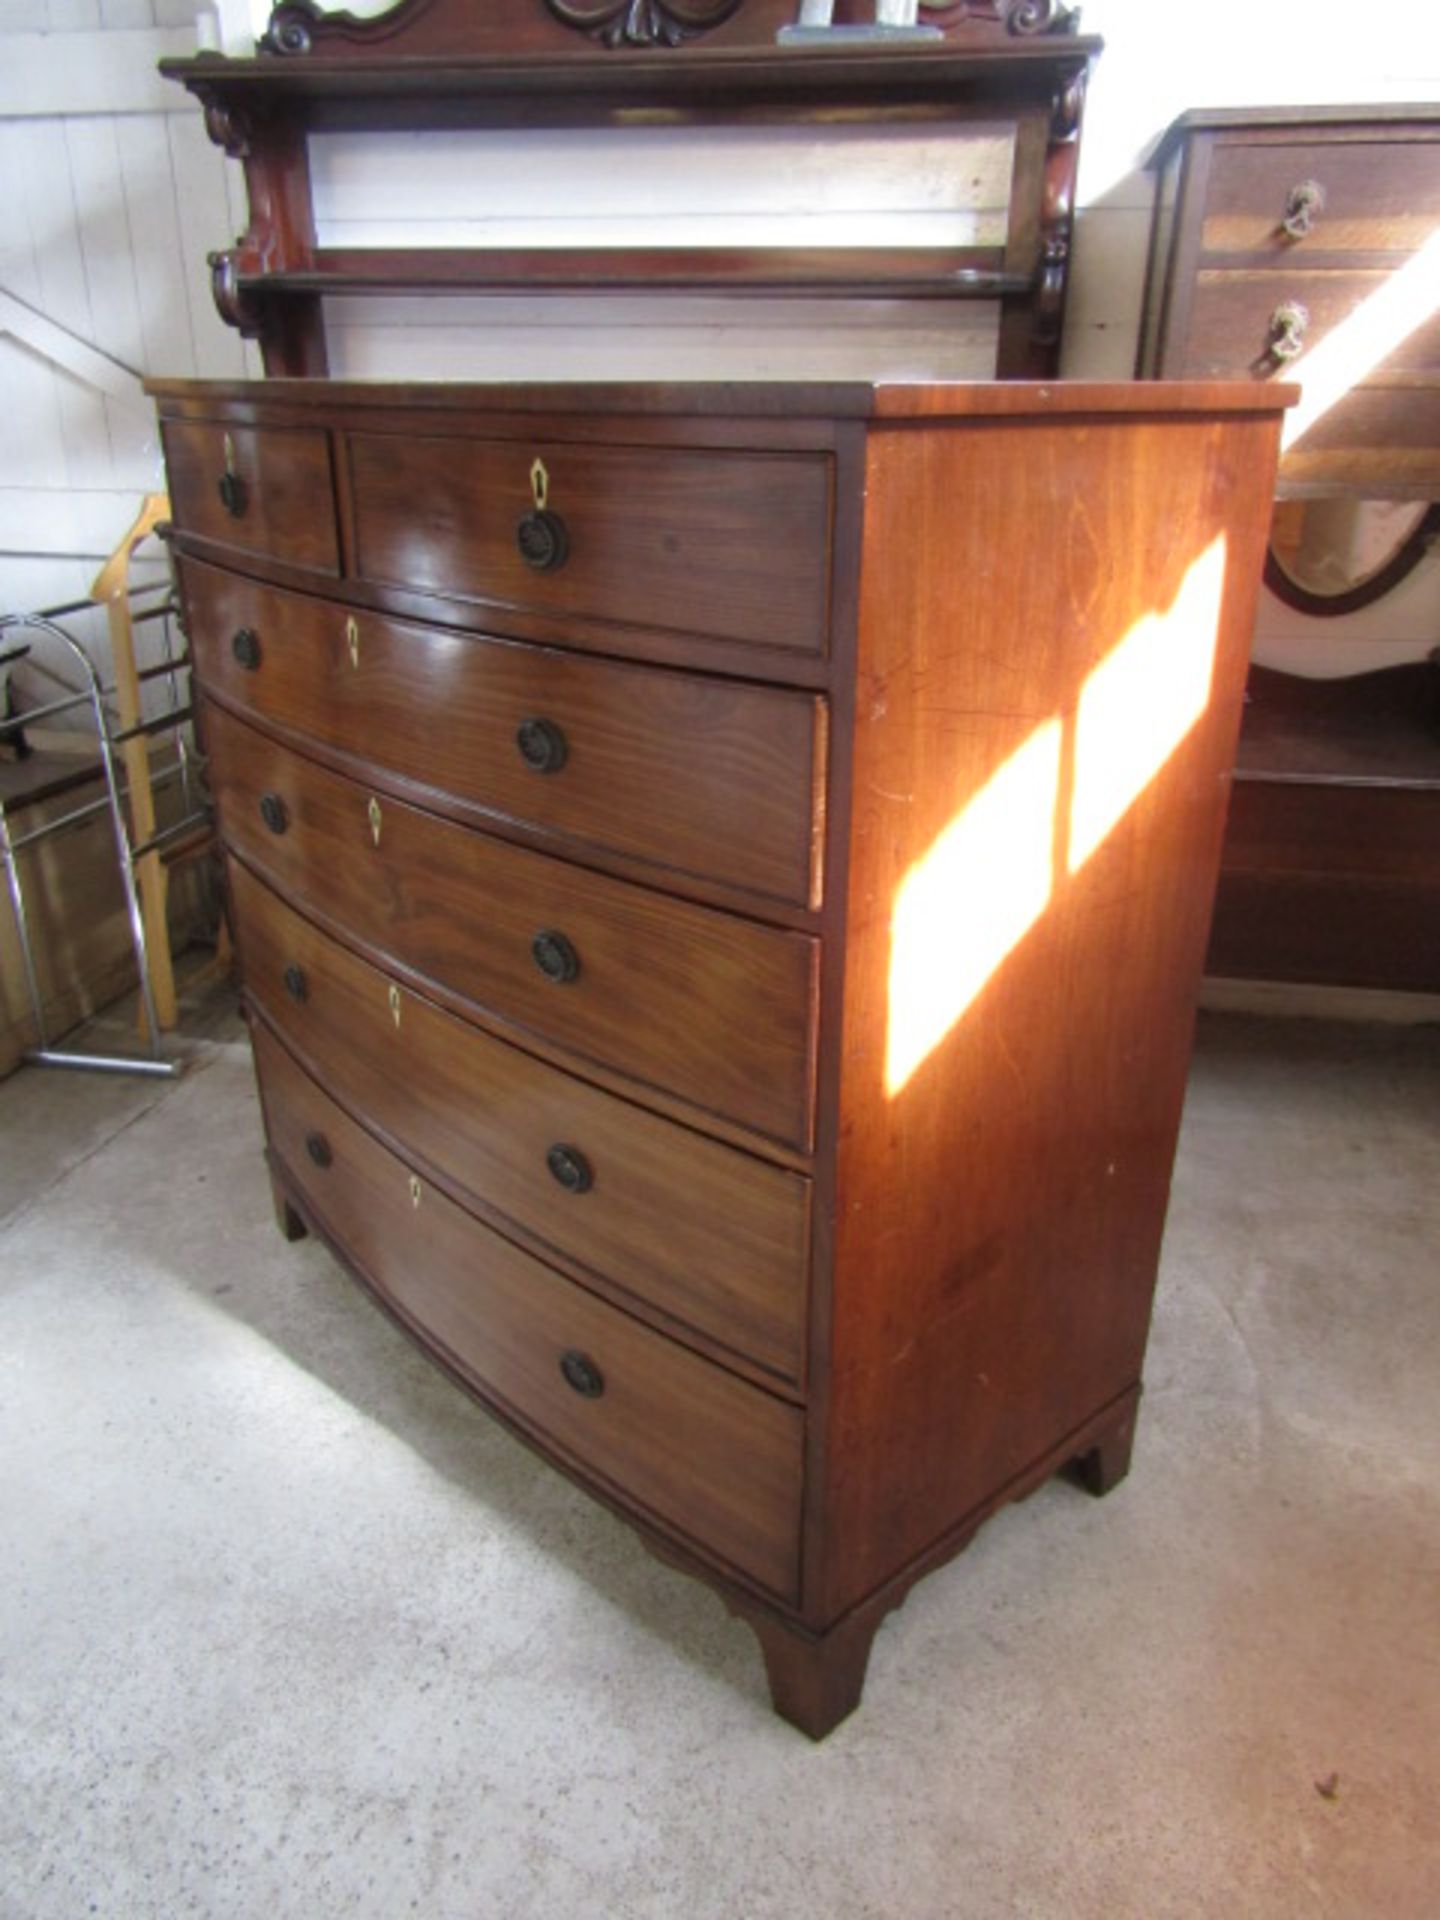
[157,374,1291,1736]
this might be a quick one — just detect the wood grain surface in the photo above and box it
[206,705,818,1149]
[235,861,812,1385]
[254,1020,804,1599]
[182,557,825,906]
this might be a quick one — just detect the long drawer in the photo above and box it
[235,862,810,1384]
[344,430,832,656]
[1199,138,1440,258]
[183,558,824,908]
[207,705,818,1149]
[255,1021,804,1599]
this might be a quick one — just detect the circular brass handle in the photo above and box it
[231,627,261,671]
[1268,301,1309,363]
[559,1350,604,1399]
[516,717,568,774]
[532,929,579,985]
[1282,179,1326,240]
[217,470,248,518]
[517,508,570,573]
[283,964,308,1004]
[259,792,289,835]
[305,1132,332,1169]
[546,1143,593,1195]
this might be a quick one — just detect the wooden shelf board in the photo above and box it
[1233,662,1440,790]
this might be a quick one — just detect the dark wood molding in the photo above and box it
[168,1,1101,376]
[543,0,744,49]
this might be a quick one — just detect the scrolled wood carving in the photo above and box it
[544,0,743,46]
[199,94,254,159]
[209,251,266,339]
[918,0,1081,32]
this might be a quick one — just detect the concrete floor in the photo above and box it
[1,992,1437,1919]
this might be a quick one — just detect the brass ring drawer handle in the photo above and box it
[532,929,580,985]
[516,717,568,774]
[1267,301,1309,363]
[231,627,261,671]
[546,1143,593,1195]
[1281,179,1325,239]
[283,963,308,1004]
[559,1350,604,1399]
[259,792,289,835]
[305,1132,332,1169]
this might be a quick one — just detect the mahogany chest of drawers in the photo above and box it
[1138,104,1440,497]
[155,377,1287,1735]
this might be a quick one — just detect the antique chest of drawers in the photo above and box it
[1138,105,1440,496]
[154,377,1288,1735]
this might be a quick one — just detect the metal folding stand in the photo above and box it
[0,586,207,1079]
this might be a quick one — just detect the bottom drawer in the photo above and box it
[252,1022,804,1600]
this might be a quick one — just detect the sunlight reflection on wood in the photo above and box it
[1069,535,1227,876]
[1283,228,1440,451]
[884,717,1061,1098]
[884,536,1230,1101]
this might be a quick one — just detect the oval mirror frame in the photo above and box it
[1265,498,1440,618]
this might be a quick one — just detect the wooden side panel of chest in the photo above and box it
[814,406,1282,1622]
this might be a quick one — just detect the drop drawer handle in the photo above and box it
[1281,179,1326,239]
[546,1144,593,1195]
[532,929,580,985]
[283,964,308,1004]
[305,1132,332,1169]
[516,717,568,774]
[1267,301,1309,363]
[259,792,289,835]
[560,1350,604,1399]
[231,627,261,671]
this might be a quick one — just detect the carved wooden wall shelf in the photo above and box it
[161,0,1099,377]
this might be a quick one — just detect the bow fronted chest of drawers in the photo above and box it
[155,377,1288,1735]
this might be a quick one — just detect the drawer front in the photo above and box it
[1201,138,1440,258]
[235,862,810,1384]
[207,706,817,1150]
[162,419,340,574]
[1181,270,1440,379]
[346,432,832,656]
[255,1022,804,1599]
[183,559,824,908]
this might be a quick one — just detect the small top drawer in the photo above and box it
[162,419,340,574]
[1200,138,1440,259]
[345,432,832,656]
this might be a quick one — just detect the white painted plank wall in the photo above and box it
[0,12,248,715]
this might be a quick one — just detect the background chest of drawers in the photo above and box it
[1139,107,1440,993]
[1138,105,1440,496]
[155,376,1287,1735]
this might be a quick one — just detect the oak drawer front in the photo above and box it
[255,1023,804,1599]
[161,420,340,574]
[1201,139,1440,258]
[345,432,832,656]
[183,560,824,908]
[1181,270,1440,380]
[208,707,817,1149]
[235,863,811,1384]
